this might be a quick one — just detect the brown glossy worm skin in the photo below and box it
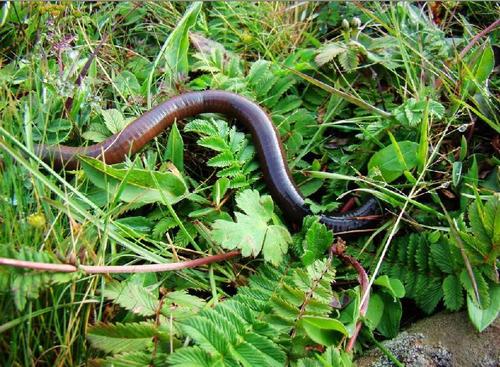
[36,90,379,232]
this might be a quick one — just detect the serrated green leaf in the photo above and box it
[33,118,72,145]
[103,281,159,316]
[115,70,141,98]
[460,269,490,309]
[262,225,292,266]
[87,322,157,354]
[180,317,230,355]
[152,216,177,239]
[430,241,455,273]
[184,119,219,136]
[211,190,291,264]
[338,47,359,71]
[315,42,346,66]
[101,109,128,134]
[242,333,286,366]
[8,248,73,310]
[374,275,405,298]
[415,276,443,314]
[442,274,464,311]
[207,150,235,167]
[198,136,228,152]
[301,219,333,266]
[265,76,296,108]
[168,347,216,367]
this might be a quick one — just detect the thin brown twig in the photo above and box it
[435,18,500,90]
[459,18,500,59]
[330,241,369,353]
[0,250,241,274]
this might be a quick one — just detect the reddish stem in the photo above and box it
[330,242,369,352]
[0,250,241,274]
[340,197,356,213]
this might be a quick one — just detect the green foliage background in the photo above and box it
[0,1,498,366]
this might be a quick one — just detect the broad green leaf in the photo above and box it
[161,2,201,84]
[146,2,201,106]
[338,289,360,337]
[374,275,405,298]
[87,322,157,354]
[81,129,109,143]
[302,316,349,334]
[365,292,384,330]
[302,316,349,346]
[463,43,494,95]
[368,141,419,182]
[376,292,402,338]
[164,122,184,172]
[211,190,291,265]
[467,283,499,332]
[262,225,291,266]
[80,156,187,205]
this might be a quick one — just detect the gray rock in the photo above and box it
[356,312,499,367]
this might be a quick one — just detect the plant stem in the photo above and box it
[0,250,240,274]
[330,241,369,352]
[459,18,500,58]
[366,331,405,367]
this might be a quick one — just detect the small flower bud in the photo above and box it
[351,17,361,29]
[341,19,350,30]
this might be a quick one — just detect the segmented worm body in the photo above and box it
[36,91,379,232]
